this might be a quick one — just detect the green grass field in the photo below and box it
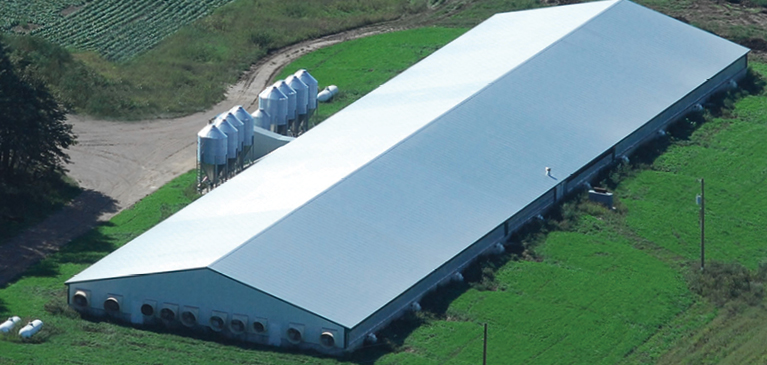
[3,26,767,365]
[276,27,468,124]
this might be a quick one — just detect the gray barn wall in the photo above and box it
[68,269,346,353]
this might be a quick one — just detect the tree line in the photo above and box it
[0,39,76,183]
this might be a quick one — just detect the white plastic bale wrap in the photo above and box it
[197,124,228,165]
[274,80,297,120]
[230,106,255,147]
[295,69,318,111]
[258,86,288,127]
[286,75,309,115]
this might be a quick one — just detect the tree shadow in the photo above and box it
[0,189,118,287]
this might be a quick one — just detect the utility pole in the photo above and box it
[483,323,488,365]
[699,178,705,271]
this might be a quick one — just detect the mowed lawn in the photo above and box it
[2,28,767,364]
[621,66,767,269]
[378,217,691,365]
[275,27,468,123]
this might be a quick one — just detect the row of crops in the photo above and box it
[2,0,235,61]
[33,0,236,61]
[0,0,86,30]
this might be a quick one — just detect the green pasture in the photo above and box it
[276,27,467,123]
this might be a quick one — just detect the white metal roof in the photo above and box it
[68,0,748,328]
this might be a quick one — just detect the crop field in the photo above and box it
[2,0,235,61]
[34,0,236,62]
[0,0,85,31]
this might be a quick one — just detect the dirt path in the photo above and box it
[0,23,406,286]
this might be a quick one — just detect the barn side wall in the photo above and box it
[348,55,748,351]
[67,268,346,354]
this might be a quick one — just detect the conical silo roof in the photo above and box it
[213,115,239,159]
[286,75,309,116]
[274,80,297,121]
[252,109,271,130]
[258,86,288,126]
[230,106,255,147]
[224,112,245,150]
[295,69,318,110]
[197,124,227,166]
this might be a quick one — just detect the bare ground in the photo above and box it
[0,23,406,286]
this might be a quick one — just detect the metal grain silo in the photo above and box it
[223,113,245,150]
[258,86,288,131]
[231,106,256,165]
[252,109,271,131]
[286,75,309,134]
[295,69,318,111]
[213,116,239,176]
[197,123,228,191]
[197,124,227,166]
[274,80,297,135]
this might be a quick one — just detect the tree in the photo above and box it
[0,39,76,182]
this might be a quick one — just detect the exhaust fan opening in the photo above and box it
[73,290,89,308]
[103,297,120,312]
[230,319,245,334]
[252,320,266,334]
[320,331,335,348]
[160,308,176,322]
[286,327,302,344]
[140,304,154,316]
[209,316,224,331]
[181,311,197,327]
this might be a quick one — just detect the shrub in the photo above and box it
[687,261,765,308]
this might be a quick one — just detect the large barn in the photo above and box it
[66,0,748,354]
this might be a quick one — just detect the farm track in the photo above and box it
[0,22,408,287]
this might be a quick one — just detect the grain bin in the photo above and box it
[197,124,227,189]
[295,69,318,111]
[258,86,288,132]
[274,80,297,135]
[213,116,240,177]
[252,109,271,131]
[231,106,256,165]
[287,75,309,134]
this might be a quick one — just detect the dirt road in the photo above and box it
[0,23,404,286]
